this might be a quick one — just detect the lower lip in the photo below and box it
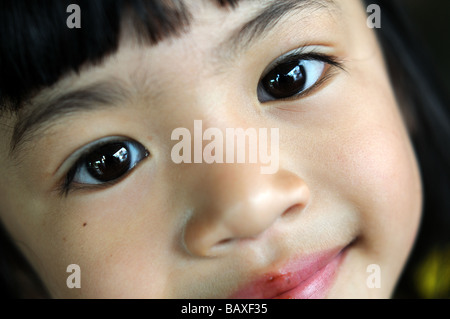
[273,249,346,299]
[229,246,349,299]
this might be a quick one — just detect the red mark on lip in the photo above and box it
[229,245,349,299]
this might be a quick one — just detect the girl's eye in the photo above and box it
[64,139,149,191]
[257,54,334,103]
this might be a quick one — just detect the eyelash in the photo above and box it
[258,50,345,102]
[58,139,149,196]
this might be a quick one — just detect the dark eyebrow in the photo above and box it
[218,0,338,58]
[10,80,131,156]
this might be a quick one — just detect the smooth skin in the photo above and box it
[0,0,422,298]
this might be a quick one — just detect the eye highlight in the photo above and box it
[257,48,343,103]
[62,138,149,194]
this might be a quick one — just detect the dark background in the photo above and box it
[396,0,450,299]
[399,0,450,94]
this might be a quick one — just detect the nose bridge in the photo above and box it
[182,163,310,257]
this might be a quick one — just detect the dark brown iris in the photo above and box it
[86,143,130,182]
[261,60,307,99]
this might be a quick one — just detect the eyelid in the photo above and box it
[57,137,149,196]
[55,136,132,178]
[258,46,345,103]
[260,46,344,80]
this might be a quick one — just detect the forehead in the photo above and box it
[40,0,344,99]
[119,0,340,49]
[65,0,343,80]
[6,0,354,156]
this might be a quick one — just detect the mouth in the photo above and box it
[228,244,351,299]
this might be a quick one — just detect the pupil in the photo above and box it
[86,143,131,182]
[263,61,307,99]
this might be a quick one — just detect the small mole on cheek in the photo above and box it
[83,222,87,227]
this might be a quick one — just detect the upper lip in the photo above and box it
[228,245,347,299]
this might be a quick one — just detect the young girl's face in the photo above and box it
[0,0,422,298]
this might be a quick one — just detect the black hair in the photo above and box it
[0,0,449,298]
[0,0,236,109]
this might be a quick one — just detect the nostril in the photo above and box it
[217,238,233,245]
[207,238,235,257]
[282,203,303,217]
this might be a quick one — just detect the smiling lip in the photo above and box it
[228,245,349,299]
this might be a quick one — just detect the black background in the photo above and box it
[399,0,450,94]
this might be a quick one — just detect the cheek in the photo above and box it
[28,173,177,298]
[321,80,423,286]
[335,0,421,237]
[334,121,422,235]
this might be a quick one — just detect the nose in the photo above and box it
[183,164,310,257]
